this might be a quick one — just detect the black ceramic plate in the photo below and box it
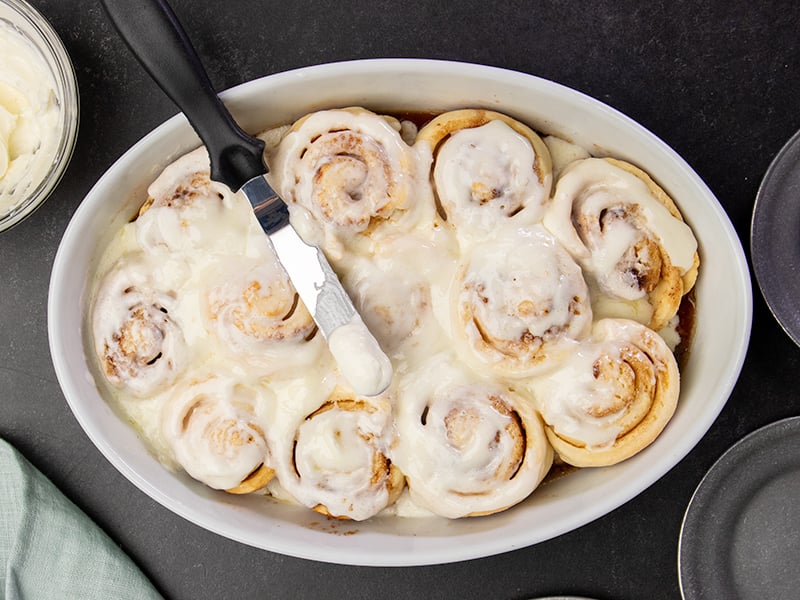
[751,128,800,347]
[678,417,800,599]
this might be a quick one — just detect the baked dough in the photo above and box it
[530,318,680,467]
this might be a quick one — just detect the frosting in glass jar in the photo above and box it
[0,18,63,215]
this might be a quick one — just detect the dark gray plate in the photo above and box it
[751,128,800,347]
[528,597,599,600]
[678,417,800,599]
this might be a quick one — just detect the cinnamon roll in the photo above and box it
[135,147,255,254]
[341,255,432,358]
[453,224,592,378]
[529,318,680,467]
[271,388,403,521]
[268,107,425,255]
[543,157,699,331]
[204,255,323,373]
[87,105,703,522]
[416,109,552,240]
[160,375,274,492]
[337,227,456,362]
[92,253,188,398]
[391,355,552,518]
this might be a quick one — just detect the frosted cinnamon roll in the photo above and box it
[453,224,593,378]
[337,226,457,362]
[543,157,699,331]
[341,254,432,358]
[135,147,255,255]
[272,388,403,521]
[204,255,323,373]
[268,107,423,254]
[391,356,552,518]
[416,109,552,239]
[529,318,680,467]
[92,253,188,398]
[161,375,274,492]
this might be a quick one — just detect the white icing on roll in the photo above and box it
[543,158,697,299]
[92,253,189,398]
[433,120,548,238]
[338,230,454,365]
[204,256,323,374]
[391,354,552,518]
[87,111,698,519]
[135,147,255,255]
[270,108,418,236]
[529,318,680,466]
[161,375,271,490]
[454,224,593,377]
[341,253,432,354]
[531,342,631,449]
[270,392,401,521]
[542,135,591,179]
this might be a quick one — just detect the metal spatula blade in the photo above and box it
[100,0,392,396]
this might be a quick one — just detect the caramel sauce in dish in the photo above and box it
[88,107,699,521]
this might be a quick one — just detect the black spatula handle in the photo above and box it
[100,0,266,191]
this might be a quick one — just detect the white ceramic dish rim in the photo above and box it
[48,58,752,566]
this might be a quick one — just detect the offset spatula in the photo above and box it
[100,0,392,396]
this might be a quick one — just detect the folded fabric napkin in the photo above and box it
[0,438,163,600]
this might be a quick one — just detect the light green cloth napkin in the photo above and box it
[0,438,164,600]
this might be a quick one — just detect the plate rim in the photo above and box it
[750,126,800,347]
[677,415,800,598]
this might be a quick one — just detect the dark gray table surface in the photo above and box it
[3,1,800,599]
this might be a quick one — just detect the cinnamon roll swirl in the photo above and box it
[268,107,424,254]
[92,253,188,398]
[392,356,552,518]
[543,157,699,331]
[204,255,322,373]
[161,375,274,492]
[87,105,703,522]
[271,388,403,521]
[416,109,552,240]
[135,147,254,254]
[529,318,680,467]
[453,224,592,377]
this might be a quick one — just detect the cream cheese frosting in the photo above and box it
[391,353,552,518]
[431,120,548,238]
[89,106,698,520]
[327,315,393,397]
[543,157,699,332]
[0,19,62,215]
[453,224,593,378]
[544,158,697,278]
[161,374,272,490]
[529,317,681,467]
